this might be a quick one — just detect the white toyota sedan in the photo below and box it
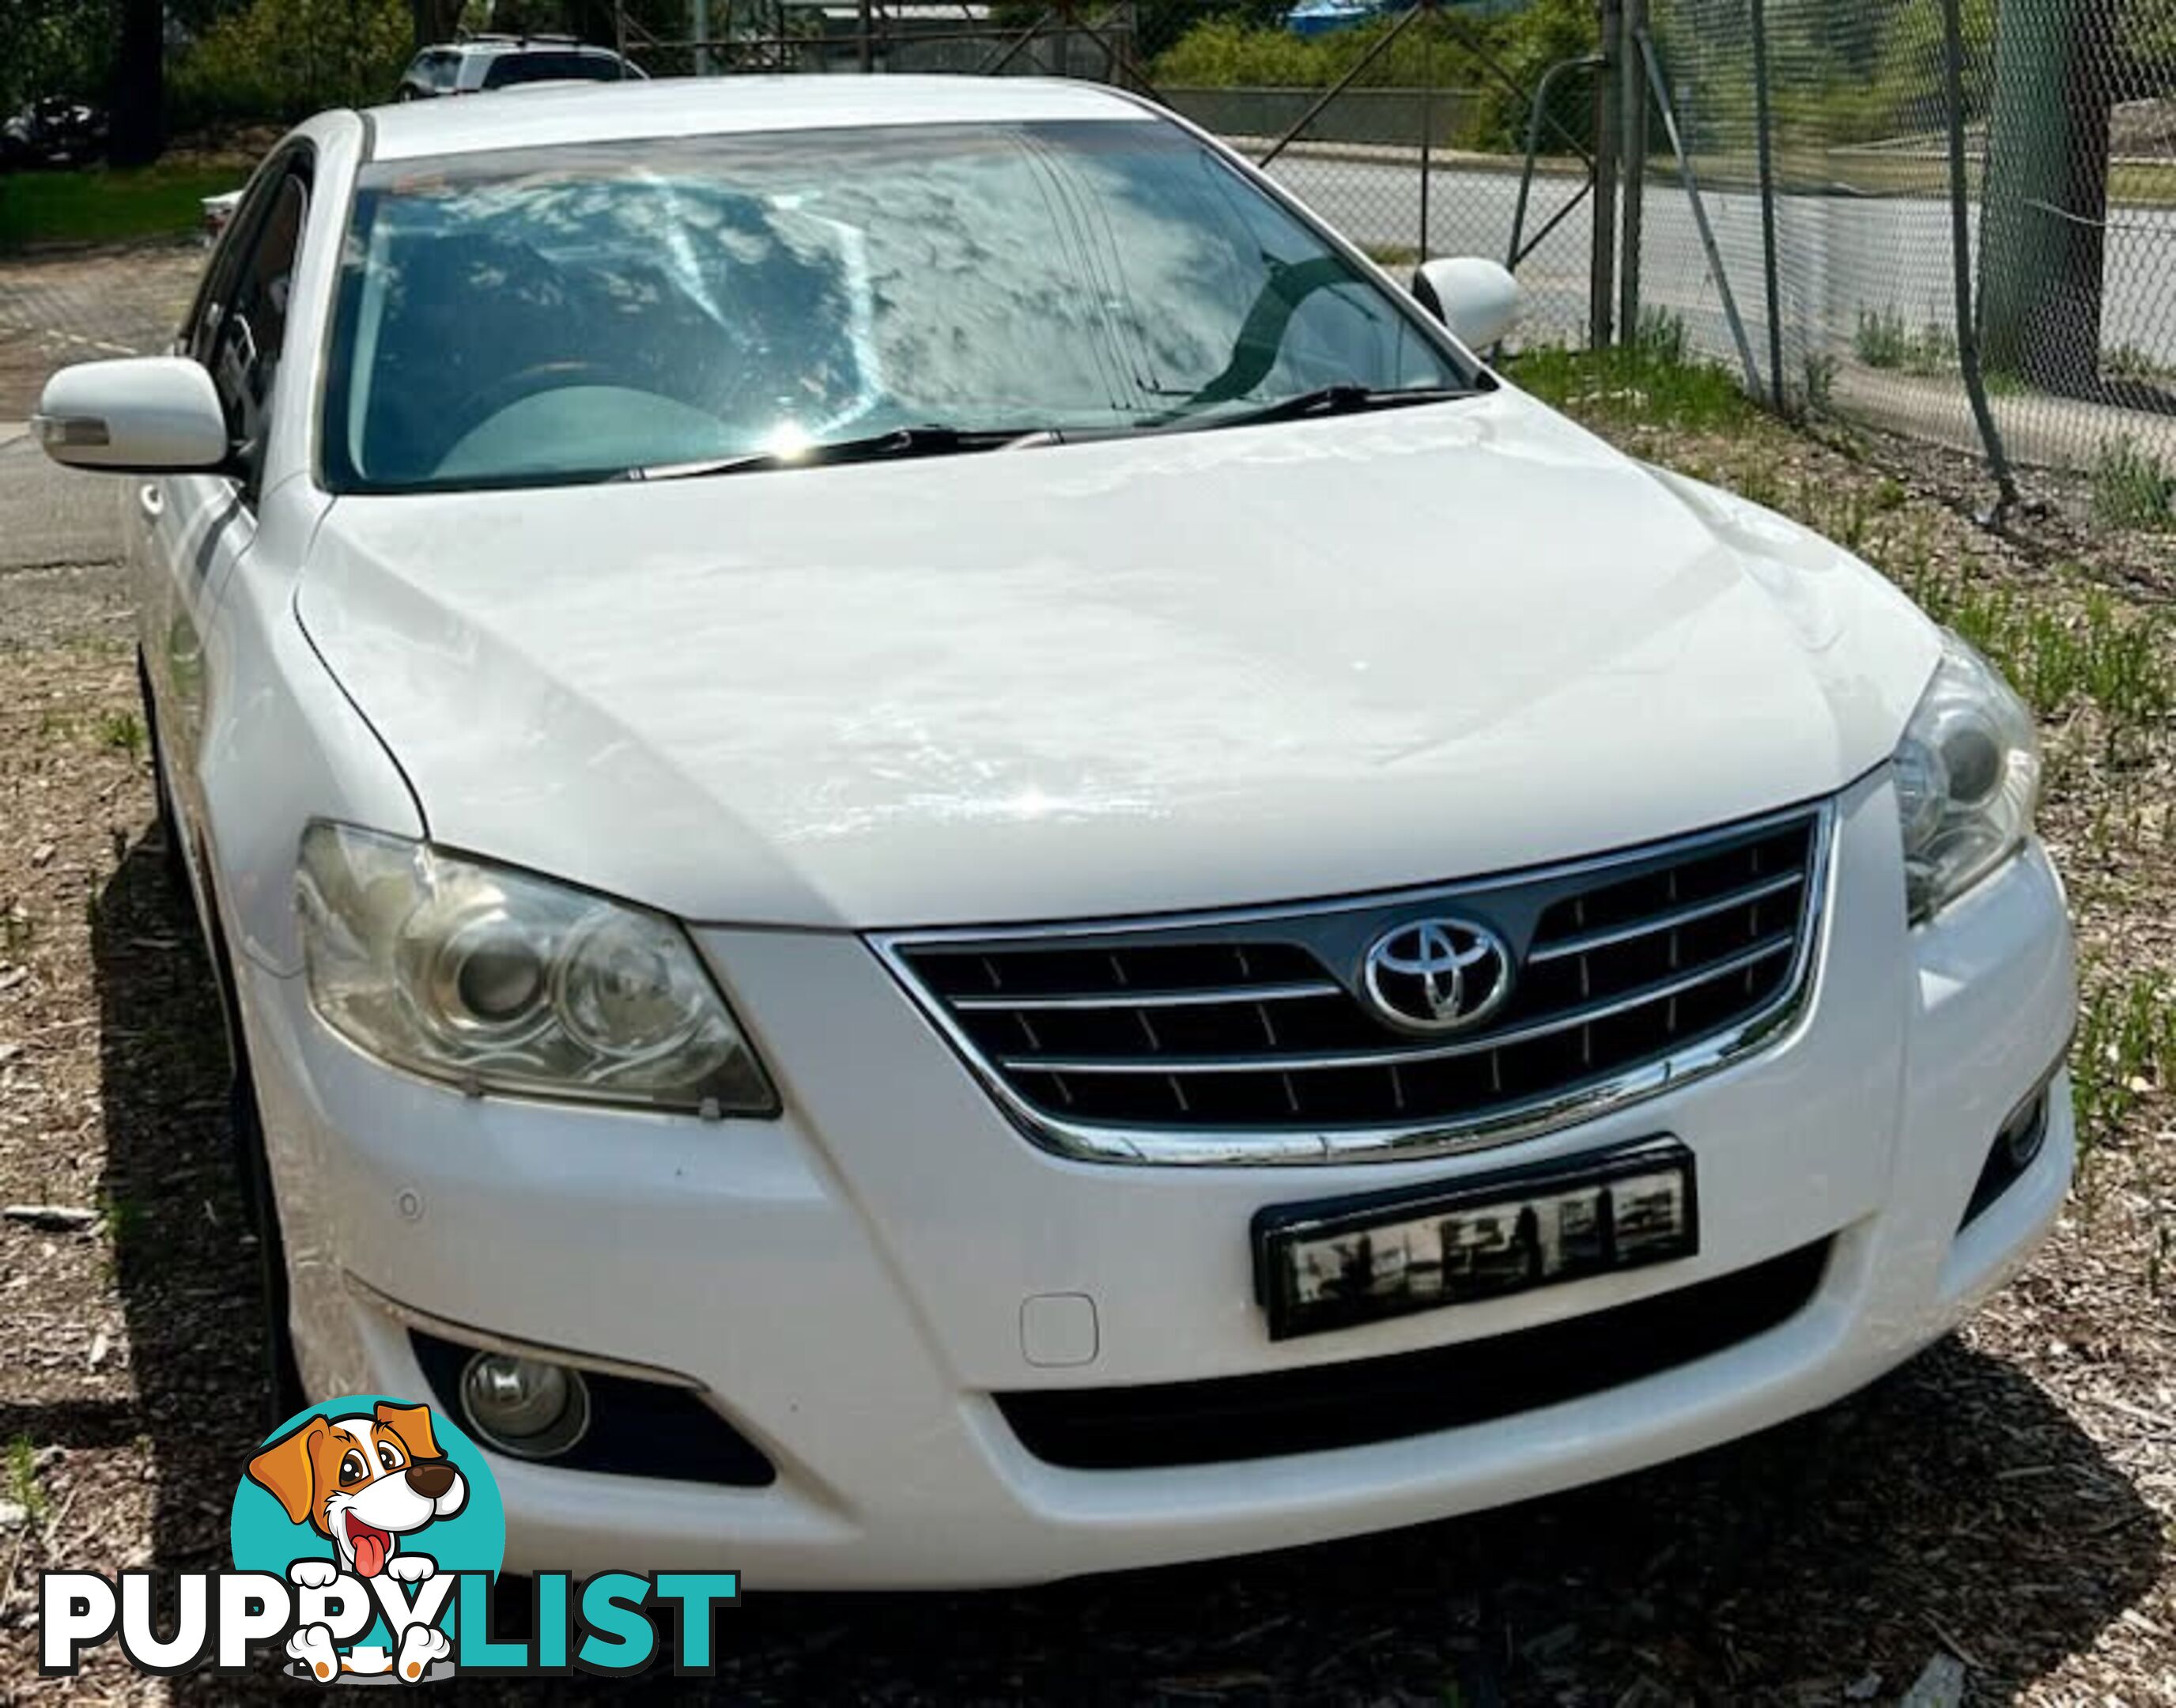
[35,76,2074,1588]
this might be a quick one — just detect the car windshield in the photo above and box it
[322,120,1476,493]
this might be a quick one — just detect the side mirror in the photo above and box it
[1411,257,1521,352]
[31,356,229,474]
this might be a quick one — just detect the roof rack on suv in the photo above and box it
[455,29,584,45]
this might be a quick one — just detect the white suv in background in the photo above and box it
[32,77,2074,1588]
[394,34,644,100]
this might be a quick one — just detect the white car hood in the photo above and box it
[297,387,1940,928]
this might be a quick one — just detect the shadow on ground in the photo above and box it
[74,832,2159,1702]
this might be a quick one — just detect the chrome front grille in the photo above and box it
[877,803,1832,1165]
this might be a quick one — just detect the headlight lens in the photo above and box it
[1893,632,2041,924]
[297,822,776,1116]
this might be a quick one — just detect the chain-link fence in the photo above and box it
[1160,0,1604,350]
[1631,0,2175,501]
[619,0,1146,76]
[610,0,2169,509]
[617,0,1604,347]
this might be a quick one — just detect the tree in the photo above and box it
[0,0,116,123]
[108,0,165,164]
[1977,0,2115,394]
[410,0,465,48]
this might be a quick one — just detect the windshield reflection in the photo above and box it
[324,121,1473,493]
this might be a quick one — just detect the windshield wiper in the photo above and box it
[623,425,1046,482]
[1156,384,1469,435]
[621,391,1468,479]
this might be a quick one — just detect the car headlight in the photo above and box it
[296,822,776,1116]
[1892,632,2041,924]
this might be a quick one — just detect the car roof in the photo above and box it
[364,74,1150,161]
[448,37,621,56]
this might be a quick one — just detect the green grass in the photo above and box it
[1896,565,2173,759]
[4,1435,46,1524]
[1800,352,1837,414]
[97,1190,145,1286]
[2072,973,2176,1161]
[2091,436,2175,531]
[1509,312,1752,434]
[97,709,145,758]
[0,160,241,252]
[2104,344,2176,387]
[1853,307,1959,376]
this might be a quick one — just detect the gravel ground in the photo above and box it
[0,244,2172,1706]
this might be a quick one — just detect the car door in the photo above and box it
[141,147,313,875]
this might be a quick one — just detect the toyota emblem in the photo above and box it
[1362,917,1514,1035]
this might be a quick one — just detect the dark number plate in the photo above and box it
[1252,1139,1698,1340]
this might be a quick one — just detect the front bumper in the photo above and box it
[237,772,2075,1588]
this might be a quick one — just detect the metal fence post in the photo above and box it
[1418,0,1435,262]
[1636,27,1761,396]
[1617,0,1646,344]
[1938,0,2019,521]
[1750,0,1785,410]
[1591,0,1622,349]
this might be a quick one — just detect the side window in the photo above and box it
[181,175,272,363]
[206,170,308,486]
[484,53,619,88]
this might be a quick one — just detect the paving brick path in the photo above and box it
[0,244,206,568]
[0,242,205,418]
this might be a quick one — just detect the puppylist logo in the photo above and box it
[39,1393,739,1683]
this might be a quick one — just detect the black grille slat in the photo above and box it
[892,811,1823,1146]
[997,1239,1832,1469]
[1530,825,1811,948]
[909,941,1322,1000]
[995,933,1796,1074]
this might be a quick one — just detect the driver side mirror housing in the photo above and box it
[1411,257,1521,352]
[31,356,229,473]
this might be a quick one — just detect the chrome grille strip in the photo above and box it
[994,932,1796,1076]
[1527,869,1805,962]
[950,979,1343,1012]
[872,799,1834,1166]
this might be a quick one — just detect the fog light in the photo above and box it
[1960,1085,2053,1230]
[459,1351,591,1460]
[2002,1094,2048,1170]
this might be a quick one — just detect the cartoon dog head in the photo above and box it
[247,1402,467,1578]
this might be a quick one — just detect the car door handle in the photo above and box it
[137,483,164,520]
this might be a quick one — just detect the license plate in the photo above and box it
[1252,1139,1698,1340]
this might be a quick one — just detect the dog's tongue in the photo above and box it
[351,1523,390,1578]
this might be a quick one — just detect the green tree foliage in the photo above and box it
[0,0,115,115]
[1152,0,2168,154]
[1136,0,1293,60]
[1152,0,1595,149]
[168,0,415,129]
